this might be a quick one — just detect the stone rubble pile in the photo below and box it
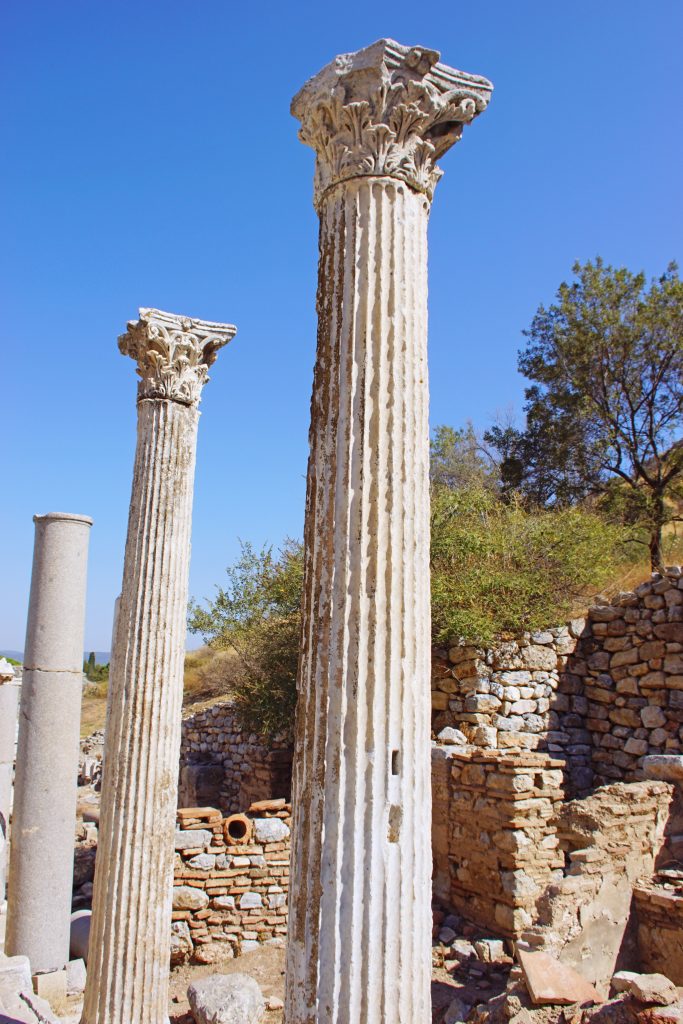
[172,798,290,964]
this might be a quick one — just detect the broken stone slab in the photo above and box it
[187,973,265,1024]
[32,970,66,1005]
[517,949,601,1006]
[643,756,683,783]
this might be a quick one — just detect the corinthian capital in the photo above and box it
[292,38,493,208]
[119,308,236,406]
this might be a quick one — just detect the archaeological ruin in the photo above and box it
[1,28,682,1024]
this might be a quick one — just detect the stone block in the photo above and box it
[32,969,67,1005]
[517,949,600,1006]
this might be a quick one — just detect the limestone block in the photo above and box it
[188,966,266,1024]
[239,892,262,910]
[172,886,209,911]
[0,954,32,994]
[175,828,213,851]
[170,921,194,965]
[642,756,683,782]
[522,646,557,671]
[66,959,86,997]
[252,817,289,843]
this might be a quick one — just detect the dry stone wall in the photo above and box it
[178,701,292,815]
[171,799,291,965]
[566,568,683,787]
[432,567,683,794]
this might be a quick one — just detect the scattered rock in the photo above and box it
[629,974,678,1006]
[66,958,87,996]
[266,995,284,1011]
[187,973,265,1024]
[442,995,472,1023]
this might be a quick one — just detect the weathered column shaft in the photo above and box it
[82,309,235,1024]
[6,512,92,973]
[287,177,432,1022]
[0,660,20,903]
[285,40,492,1024]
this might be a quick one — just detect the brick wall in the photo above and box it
[171,799,290,965]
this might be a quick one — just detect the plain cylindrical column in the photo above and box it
[0,658,20,905]
[6,512,92,973]
[285,40,492,1023]
[81,309,235,1024]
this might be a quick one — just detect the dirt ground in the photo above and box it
[164,943,511,1023]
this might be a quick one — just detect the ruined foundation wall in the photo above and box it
[567,569,683,787]
[524,780,672,994]
[431,747,566,937]
[178,701,292,815]
[634,882,683,984]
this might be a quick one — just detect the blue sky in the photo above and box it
[2,0,681,651]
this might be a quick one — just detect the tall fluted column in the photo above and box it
[6,512,92,973]
[285,40,492,1023]
[81,309,235,1024]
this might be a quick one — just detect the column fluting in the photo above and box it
[284,39,492,1024]
[81,309,235,1024]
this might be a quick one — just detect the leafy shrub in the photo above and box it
[430,486,625,645]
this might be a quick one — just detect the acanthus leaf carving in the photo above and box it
[291,39,493,208]
[119,308,236,406]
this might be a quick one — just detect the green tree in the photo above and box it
[430,422,498,492]
[486,259,683,569]
[188,540,304,737]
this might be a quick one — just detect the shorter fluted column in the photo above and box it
[6,512,92,973]
[82,309,235,1024]
[0,658,20,905]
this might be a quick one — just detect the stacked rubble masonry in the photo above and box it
[565,568,683,788]
[178,701,292,814]
[432,744,673,991]
[171,799,290,965]
[432,566,683,794]
[432,627,592,794]
[432,748,566,937]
